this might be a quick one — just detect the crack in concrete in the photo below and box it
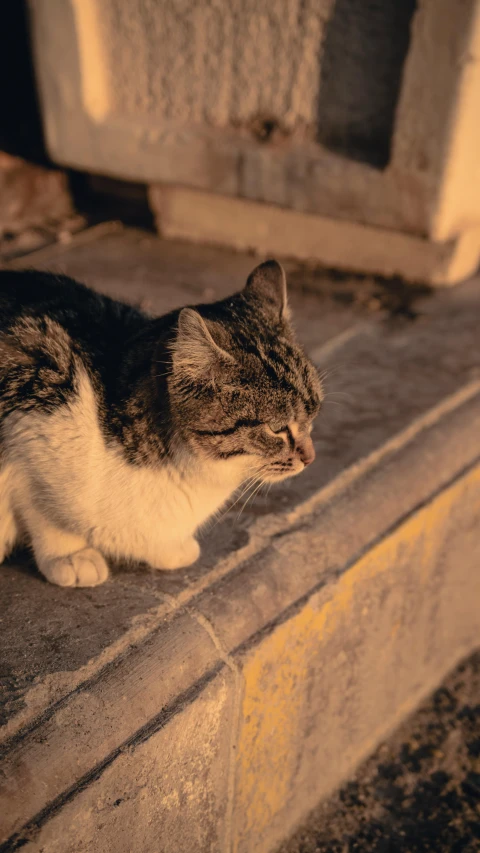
[186,608,245,853]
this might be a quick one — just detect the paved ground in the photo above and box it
[280,652,480,853]
[2,222,480,852]
[3,225,480,735]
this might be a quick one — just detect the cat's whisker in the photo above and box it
[208,472,263,528]
[153,358,174,374]
[235,479,265,522]
[228,477,260,508]
[323,390,354,404]
[318,359,353,375]
[316,366,346,385]
[317,367,333,382]
[323,389,353,398]
[323,399,348,409]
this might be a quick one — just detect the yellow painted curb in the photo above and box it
[233,465,480,852]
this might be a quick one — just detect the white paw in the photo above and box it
[41,547,109,587]
[153,538,201,571]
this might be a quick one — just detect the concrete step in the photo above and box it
[1,225,480,853]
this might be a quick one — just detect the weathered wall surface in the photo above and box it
[95,0,331,131]
[27,0,480,277]
[80,0,413,166]
[28,0,419,217]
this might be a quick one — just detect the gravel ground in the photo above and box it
[280,652,480,853]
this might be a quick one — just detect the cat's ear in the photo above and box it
[172,307,234,382]
[244,259,289,321]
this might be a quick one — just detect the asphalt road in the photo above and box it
[280,652,480,853]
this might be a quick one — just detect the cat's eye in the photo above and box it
[268,424,289,436]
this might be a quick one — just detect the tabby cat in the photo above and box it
[0,260,322,587]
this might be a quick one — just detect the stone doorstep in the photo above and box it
[149,185,480,286]
[1,381,480,853]
[1,226,480,852]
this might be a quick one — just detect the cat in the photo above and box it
[0,260,322,587]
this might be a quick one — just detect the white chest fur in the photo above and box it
[3,370,246,567]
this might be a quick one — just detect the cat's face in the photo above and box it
[168,261,323,483]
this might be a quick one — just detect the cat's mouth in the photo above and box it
[260,460,306,483]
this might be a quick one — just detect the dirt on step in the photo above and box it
[280,652,480,853]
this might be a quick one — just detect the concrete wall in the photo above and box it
[28,0,480,282]
[66,0,412,167]
[87,0,330,131]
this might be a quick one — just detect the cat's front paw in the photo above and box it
[154,538,201,571]
[41,547,109,587]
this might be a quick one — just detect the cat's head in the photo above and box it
[167,260,323,483]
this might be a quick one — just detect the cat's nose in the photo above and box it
[296,436,315,466]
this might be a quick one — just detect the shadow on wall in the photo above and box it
[317,0,417,168]
[1,0,47,163]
